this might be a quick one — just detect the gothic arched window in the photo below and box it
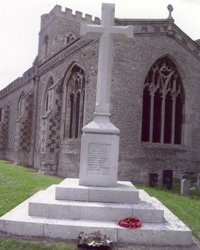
[44,77,54,114]
[65,65,85,139]
[141,57,184,144]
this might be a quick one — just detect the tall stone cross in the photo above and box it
[81,3,134,116]
[79,3,134,187]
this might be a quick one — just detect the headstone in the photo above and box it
[163,170,173,189]
[79,3,134,187]
[181,179,191,195]
[196,173,200,191]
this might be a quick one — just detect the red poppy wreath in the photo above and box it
[118,217,142,228]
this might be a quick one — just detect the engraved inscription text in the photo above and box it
[87,143,110,175]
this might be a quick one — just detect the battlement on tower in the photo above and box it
[38,5,101,61]
[40,5,100,30]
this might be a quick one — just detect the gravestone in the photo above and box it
[181,179,191,195]
[163,170,173,189]
[79,3,133,187]
[196,173,200,191]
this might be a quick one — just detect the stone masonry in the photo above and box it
[0,5,200,183]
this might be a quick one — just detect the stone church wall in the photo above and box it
[0,105,10,159]
[31,5,100,176]
[111,34,200,182]
[0,69,35,165]
[33,39,99,177]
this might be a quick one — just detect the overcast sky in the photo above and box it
[0,0,200,90]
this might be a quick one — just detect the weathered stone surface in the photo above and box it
[55,178,139,203]
[0,183,192,246]
[181,179,191,195]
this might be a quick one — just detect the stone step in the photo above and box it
[55,178,139,203]
[28,186,164,223]
[0,190,192,246]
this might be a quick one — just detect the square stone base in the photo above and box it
[79,133,119,187]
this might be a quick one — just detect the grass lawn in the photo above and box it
[0,160,199,249]
[0,160,62,216]
[136,182,200,240]
[0,160,77,249]
[0,238,75,250]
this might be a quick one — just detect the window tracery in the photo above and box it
[141,57,184,144]
[65,65,85,139]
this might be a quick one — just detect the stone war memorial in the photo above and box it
[0,3,195,247]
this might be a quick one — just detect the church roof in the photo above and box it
[115,17,200,61]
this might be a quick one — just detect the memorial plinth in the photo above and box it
[0,179,192,246]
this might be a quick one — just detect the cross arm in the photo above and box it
[111,25,134,39]
[80,23,103,40]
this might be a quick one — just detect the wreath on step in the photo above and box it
[118,217,142,228]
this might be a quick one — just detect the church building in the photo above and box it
[0,5,200,183]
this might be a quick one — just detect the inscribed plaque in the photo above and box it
[87,143,111,175]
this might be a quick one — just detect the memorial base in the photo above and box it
[79,133,119,187]
[0,178,192,247]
